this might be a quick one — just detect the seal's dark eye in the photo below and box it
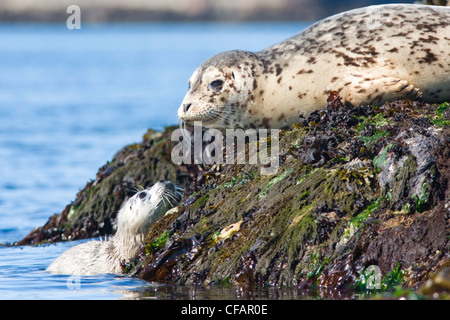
[208,80,224,91]
[139,192,146,199]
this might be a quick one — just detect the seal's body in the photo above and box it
[178,4,450,129]
[47,180,182,275]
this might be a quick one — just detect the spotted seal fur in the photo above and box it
[178,4,450,129]
[46,180,182,275]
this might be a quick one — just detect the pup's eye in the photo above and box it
[139,192,146,199]
[208,80,224,91]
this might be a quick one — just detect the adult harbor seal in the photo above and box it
[46,180,183,275]
[178,4,450,129]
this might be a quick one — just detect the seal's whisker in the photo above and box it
[127,187,139,194]
[210,109,241,119]
[175,187,185,195]
[162,189,177,203]
[216,107,245,115]
[168,196,178,207]
[127,185,147,196]
[170,192,181,203]
[161,194,171,207]
[164,191,180,206]
[171,188,183,200]
[215,106,246,117]
[209,109,242,128]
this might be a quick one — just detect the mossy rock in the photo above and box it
[129,100,448,295]
[18,100,450,298]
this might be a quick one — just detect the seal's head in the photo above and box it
[178,50,262,129]
[117,180,183,237]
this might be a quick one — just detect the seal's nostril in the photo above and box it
[184,103,192,112]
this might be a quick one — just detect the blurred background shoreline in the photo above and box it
[0,0,421,23]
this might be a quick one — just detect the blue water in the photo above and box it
[0,22,308,299]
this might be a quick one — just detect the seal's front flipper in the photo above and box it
[338,77,423,106]
[371,78,422,103]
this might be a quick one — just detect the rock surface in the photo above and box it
[19,97,450,298]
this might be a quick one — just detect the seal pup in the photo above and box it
[178,4,450,129]
[46,180,183,275]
